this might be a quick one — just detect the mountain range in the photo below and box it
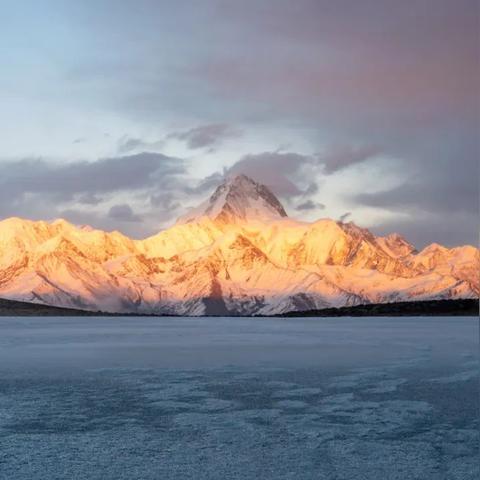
[0,174,478,315]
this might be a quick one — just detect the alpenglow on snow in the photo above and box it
[0,175,478,315]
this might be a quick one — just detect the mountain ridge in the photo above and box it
[0,175,478,315]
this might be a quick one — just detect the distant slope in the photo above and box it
[0,297,477,317]
[0,298,107,316]
[278,299,479,317]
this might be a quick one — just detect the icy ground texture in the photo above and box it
[0,316,478,479]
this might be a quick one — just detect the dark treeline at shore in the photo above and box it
[0,297,477,317]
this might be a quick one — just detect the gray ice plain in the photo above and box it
[0,316,478,480]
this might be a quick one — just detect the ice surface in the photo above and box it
[0,316,478,479]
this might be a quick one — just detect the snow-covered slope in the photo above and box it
[0,175,478,315]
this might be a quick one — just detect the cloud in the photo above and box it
[0,152,186,203]
[77,193,103,205]
[223,146,380,198]
[1,0,477,245]
[339,212,351,222]
[200,1,478,131]
[0,152,189,237]
[370,211,477,249]
[321,145,381,175]
[295,200,325,212]
[167,123,241,149]
[61,0,476,137]
[351,178,479,248]
[117,136,165,154]
[185,172,225,195]
[303,182,319,196]
[149,192,181,211]
[116,124,241,156]
[108,204,142,222]
[353,170,478,216]
[225,151,315,197]
[117,137,147,153]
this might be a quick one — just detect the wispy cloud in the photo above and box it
[117,136,165,154]
[321,145,381,175]
[295,200,325,212]
[167,123,241,149]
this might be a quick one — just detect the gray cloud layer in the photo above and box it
[0,152,188,237]
[0,152,185,201]
[1,0,478,246]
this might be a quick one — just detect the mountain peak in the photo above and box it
[376,232,416,258]
[225,173,254,185]
[177,174,288,225]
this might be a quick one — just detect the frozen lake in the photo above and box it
[0,316,478,479]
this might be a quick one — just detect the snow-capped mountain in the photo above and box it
[0,175,478,315]
[177,174,287,224]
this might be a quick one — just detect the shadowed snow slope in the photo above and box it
[0,175,478,315]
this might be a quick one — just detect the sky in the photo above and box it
[0,0,478,247]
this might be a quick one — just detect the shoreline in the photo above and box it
[0,297,477,318]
